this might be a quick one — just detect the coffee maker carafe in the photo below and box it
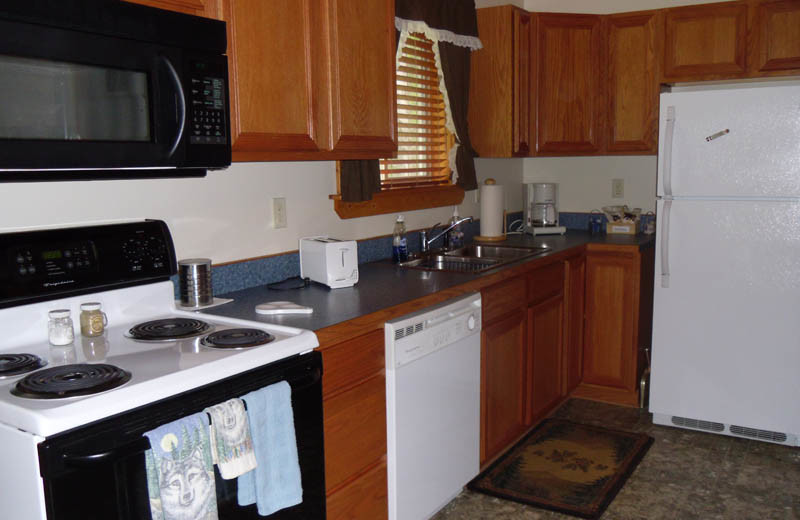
[524,183,566,235]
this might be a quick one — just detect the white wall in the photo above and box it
[523,156,657,212]
[0,159,521,264]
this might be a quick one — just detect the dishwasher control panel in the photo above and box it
[385,293,481,369]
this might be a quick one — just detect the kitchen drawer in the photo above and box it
[482,277,527,323]
[527,261,564,304]
[323,373,387,493]
[327,459,388,520]
[321,329,384,397]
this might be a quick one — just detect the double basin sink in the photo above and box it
[398,244,550,274]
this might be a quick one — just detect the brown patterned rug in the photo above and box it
[468,419,653,519]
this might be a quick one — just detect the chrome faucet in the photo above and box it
[420,216,473,253]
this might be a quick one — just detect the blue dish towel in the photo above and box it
[144,412,219,520]
[237,381,303,516]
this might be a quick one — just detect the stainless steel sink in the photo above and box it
[398,244,550,274]
[444,244,549,260]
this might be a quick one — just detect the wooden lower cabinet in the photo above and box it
[326,460,388,520]
[526,294,564,422]
[480,307,527,465]
[320,329,387,519]
[574,245,654,406]
[563,254,586,395]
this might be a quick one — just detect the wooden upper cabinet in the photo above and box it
[533,13,604,155]
[606,11,661,154]
[326,0,397,155]
[222,0,326,159]
[663,2,748,81]
[124,0,218,17]
[750,0,800,75]
[469,6,531,158]
[221,0,396,161]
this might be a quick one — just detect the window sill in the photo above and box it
[331,185,465,219]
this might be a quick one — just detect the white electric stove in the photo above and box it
[0,220,325,520]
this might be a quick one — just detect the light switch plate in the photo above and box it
[612,179,624,199]
[273,197,287,228]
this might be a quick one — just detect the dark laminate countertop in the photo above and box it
[202,231,653,334]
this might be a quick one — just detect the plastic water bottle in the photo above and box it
[392,215,408,263]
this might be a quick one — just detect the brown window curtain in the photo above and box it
[340,0,480,202]
[340,159,381,203]
[438,41,478,191]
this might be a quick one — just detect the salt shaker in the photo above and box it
[48,309,75,346]
[80,302,107,337]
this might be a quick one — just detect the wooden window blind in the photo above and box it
[380,33,451,190]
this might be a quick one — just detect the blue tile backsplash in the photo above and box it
[174,211,656,296]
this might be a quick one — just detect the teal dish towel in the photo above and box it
[237,381,303,516]
[144,412,219,520]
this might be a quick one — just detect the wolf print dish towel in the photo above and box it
[205,398,257,479]
[237,381,303,516]
[144,412,218,520]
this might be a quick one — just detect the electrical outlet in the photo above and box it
[272,197,287,228]
[612,179,624,199]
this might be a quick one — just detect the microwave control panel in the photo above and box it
[188,63,227,146]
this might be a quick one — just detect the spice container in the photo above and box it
[48,309,74,346]
[80,302,107,337]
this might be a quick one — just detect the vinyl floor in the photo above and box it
[432,399,800,520]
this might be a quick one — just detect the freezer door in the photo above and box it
[651,199,800,434]
[656,82,800,198]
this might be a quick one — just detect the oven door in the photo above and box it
[0,16,230,178]
[36,352,325,520]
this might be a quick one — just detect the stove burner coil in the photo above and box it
[0,354,47,378]
[11,363,131,399]
[128,318,212,341]
[201,328,275,349]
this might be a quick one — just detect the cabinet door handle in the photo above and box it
[660,200,672,288]
[662,106,675,197]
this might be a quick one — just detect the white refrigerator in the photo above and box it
[650,80,800,446]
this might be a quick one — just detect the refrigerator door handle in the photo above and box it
[660,199,672,288]
[663,106,675,197]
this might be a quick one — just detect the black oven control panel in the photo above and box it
[188,60,227,146]
[0,220,177,308]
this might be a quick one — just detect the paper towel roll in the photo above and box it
[480,183,505,237]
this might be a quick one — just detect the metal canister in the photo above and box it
[178,258,213,307]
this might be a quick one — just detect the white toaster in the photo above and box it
[299,237,359,289]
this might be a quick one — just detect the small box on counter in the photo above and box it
[605,222,637,235]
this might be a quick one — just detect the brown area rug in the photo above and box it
[468,419,653,519]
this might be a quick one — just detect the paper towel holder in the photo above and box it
[474,210,507,242]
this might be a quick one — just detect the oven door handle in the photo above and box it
[62,437,151,467]
[159,54,186,159]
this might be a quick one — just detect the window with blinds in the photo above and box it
[380,33,452,190]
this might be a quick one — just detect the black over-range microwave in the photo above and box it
[0,0,231,181]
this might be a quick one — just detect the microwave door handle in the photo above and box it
[159,55,186,159]
[62,436,152,468]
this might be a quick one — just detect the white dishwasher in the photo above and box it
[385,292,481,520]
